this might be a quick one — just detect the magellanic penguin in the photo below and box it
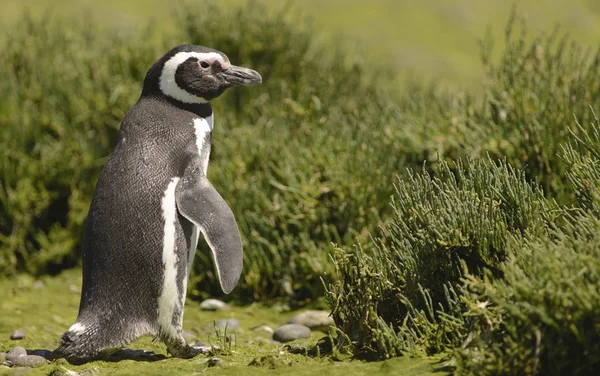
[55,45,261,363]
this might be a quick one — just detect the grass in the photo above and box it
[0,268,444,375]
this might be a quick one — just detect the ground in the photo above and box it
[0,268,444,375]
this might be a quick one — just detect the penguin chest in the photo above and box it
[192,114,213,175]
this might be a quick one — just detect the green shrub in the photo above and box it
[471,11,600,200]
[450,110,600,375]
[561,109,600,213]
[0,12,161,275]
[454,213,600,375]
[0,3,461,303]
[325,158,552,359]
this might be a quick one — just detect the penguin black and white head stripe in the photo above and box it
[144,44,262,103]
[54,45,261,363]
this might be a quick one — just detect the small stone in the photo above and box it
[183,331,195,339]
[6,346,27,361]
[12,354,49,368]
[190,342,212,354]
[29,349,53,360]
[248,355,292,368]
[250,324,274,333]
[10,330,25,340]
[215,318,240,330]
[272,324,311,343]
[208,357,222,367]
[32,280,45,289]
[200,299,228,311]
[288,310,335,333]
[51,368,80,376]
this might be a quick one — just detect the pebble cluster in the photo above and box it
[1,298,335,372]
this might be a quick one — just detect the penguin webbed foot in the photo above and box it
[166,339,211,359]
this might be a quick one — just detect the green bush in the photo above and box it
[0,12,160,275]
[471,12,600,200]
[454,213,600,375]
[0,3,461,303]
[324,12,600,366]
[561,110,600,213]
[325,158,552,359]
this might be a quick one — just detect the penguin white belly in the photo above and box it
[158,177,183,339]
[193,115,213,174]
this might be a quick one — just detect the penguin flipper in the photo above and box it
[175,171,243,294]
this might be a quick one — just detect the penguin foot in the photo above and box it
[166,339,212,358]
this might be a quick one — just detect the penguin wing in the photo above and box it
[175,171,243,294]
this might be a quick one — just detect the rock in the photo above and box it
[32,280,45,289]
[248,355,292,368]
[183,331,195,339]
[6,346,27,361]
[190,342,212,354]
[215,318,240,330]
[12,355,49,368]
[208,357,222,367]
[288,310,335,333]
[272,324,311,343]
[250,324,274,333]
[10,330,25,340]
[200,299,228,311]
[49,367,80,376]
[29,349,53,359]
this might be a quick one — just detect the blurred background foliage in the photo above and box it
[2,0,600,374]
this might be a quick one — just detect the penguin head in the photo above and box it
[143,45,262,103]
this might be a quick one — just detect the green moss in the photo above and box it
[0,268,443,375]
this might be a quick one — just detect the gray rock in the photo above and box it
[10,330,25,340]
[250,324,274,333]
[208,357,223,367]
[29,349,53,359]
[69,284,80,293]
[190,342,212,354]
[288,310,334,333]
[12,355,49,368]
[272,324,311,343]
[183,331,195,339]
[6,346,27,361]
[49,368,80,376]
[215,318,240,330]
[200,299,228,311]
[32,280,45,289]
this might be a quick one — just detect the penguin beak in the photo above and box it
[219,65,262,86]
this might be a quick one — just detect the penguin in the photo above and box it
[54,45,262,363]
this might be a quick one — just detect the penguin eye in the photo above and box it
[200,61,210,69]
